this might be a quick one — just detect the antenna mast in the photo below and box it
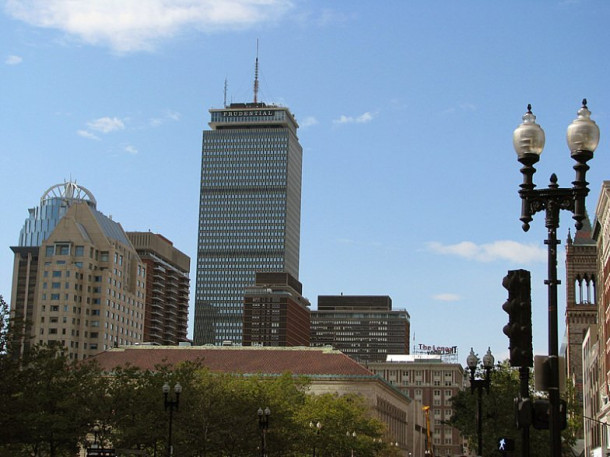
[253,39,259,104]
[224,78,228,107]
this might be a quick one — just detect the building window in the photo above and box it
[56,244,70,255]
[75,246,84,256]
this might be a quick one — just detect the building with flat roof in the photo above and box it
[368,355,466,457]
[194,101,303,345]
[127,232,190,346]
[92,345,413,455]
[243,272,310,347]
[310,295,410,363]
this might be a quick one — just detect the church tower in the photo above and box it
[565,216,598,408]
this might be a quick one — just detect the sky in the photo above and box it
[1,0,610,365]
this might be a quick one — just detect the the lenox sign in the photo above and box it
[417,344,458,355]
[222,110,275,118]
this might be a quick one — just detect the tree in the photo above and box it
[0,344,105,457]
[449,359,579,457]
[294,392,393,457]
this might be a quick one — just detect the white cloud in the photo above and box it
[299,116,318,128]
[4,0,294,53]
[124,145,138,155]
[87,117,125,133]
[5,55,23,65]
[333,111,376,125]
[433,293,461,302]
[77,129,100,140]
[149,110,181,127]
[426,240,546,264]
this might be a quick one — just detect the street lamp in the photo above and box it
[346,431,356,457]
[513,100,599,457]
[163,382,182,457]
[258,407,271,457]
[92,424,101,449]
[467,347,494,457]
[309,421,322,457]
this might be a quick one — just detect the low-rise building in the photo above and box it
[368,354,465,457]
[92,345,414,455]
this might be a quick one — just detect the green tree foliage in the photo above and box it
[0,343,105,456]
[449,359,578,457]
[294,393,396,457]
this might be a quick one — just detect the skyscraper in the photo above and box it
[194,101,303,345]
[10,182,146,359]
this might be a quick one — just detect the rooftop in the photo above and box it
[91,345,376,378]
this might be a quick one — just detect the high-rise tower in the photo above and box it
[194,101,302,345]
[10,182,146,359]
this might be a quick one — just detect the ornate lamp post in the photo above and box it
[258,407,271,457]
[92,425,101,449]
[513,100,600,457]
[467,347,494,457]
[346,431,356,457]
[163,382,182,457]
[310,421,322,457]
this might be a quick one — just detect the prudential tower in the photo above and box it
[194,68,302,345]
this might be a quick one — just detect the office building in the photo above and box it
[243,272,310,347]
[10,182,146,359]
[127,232,190,346]
[310,295,410,363]
[11,182,99,351]
[368,355,465,457]
[194,102,303,345]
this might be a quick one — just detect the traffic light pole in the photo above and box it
[545,215,562,457]
[520,178,574,457]
[519,366,530,457]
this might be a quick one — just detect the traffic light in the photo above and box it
[502,269,533,367]
[532,399,567,430]
[497,437,515,453]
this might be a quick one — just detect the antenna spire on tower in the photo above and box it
[224,77,228,107]
[253,39,259,104]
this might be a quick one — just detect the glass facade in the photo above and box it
[194,103,302,345]
[19,182,97,247]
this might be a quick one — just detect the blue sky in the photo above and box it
[1,0,609,364]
